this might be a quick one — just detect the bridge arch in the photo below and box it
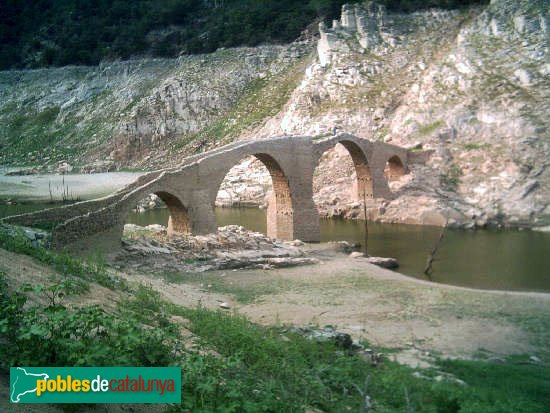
[154,191,191,234]
[214,152,294,240]
[313,138,373,202]
[120,184,191,238]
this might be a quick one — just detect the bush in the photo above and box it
[440,163,462,192]
[0,273,180,369]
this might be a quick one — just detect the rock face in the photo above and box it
[110,44,310,165]
[0,44,310,171]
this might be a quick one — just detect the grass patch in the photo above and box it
[0,225,123,289]
[461,143,490,150]
[418,120,444,136]
[1,106,66,162]
[167,304,550,413]
[436,356,550,413]
[170,306,371,412]
[160,271,288,304]
[440,163,463,192]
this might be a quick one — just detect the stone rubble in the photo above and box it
[118,224,319,272]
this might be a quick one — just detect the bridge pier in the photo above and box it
[187,189,218,235]
[289,196,321,242]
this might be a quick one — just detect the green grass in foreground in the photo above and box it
[169,305,550,413]
[0,229,549,412]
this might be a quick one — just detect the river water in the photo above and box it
[1,195,549,293]
[128,207,549,292]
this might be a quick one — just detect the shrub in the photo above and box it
[440,163,462,192]
[0,274,180,369]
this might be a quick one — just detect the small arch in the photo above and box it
[128,191,191,235]
[384,155,406,182]
[155,191,191,234]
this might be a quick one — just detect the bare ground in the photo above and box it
[1,243,549,411]
[114,244,550,362]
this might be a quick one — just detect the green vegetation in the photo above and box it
[1,0,488,70]
[1,227,548,412]
[0,0,345,69]
[0,225,122,289]
[417,120,444,136]
[2,106,60,152]
[160,271,291,304]
[462,143,490,150]
[435,356,550,413]
[0,103,83,166]
[0,272,179,368]
[440,163,463,192]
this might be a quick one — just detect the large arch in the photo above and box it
[214,152,294,240]
[338,140,373,201]
[256,153,294,240]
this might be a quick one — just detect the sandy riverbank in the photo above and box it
[111,243,550,363]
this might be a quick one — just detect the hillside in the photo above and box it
[1,0,484,69]
[0,0,548,228]
[251,0,550,228]
[0,44,311,172]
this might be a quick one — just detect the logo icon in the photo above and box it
[10,367,181,404]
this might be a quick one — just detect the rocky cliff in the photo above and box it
[0,43,311,171]
[224,0,550,228]
[1,0,548,228]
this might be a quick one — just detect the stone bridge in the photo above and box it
[3,134,410,252]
